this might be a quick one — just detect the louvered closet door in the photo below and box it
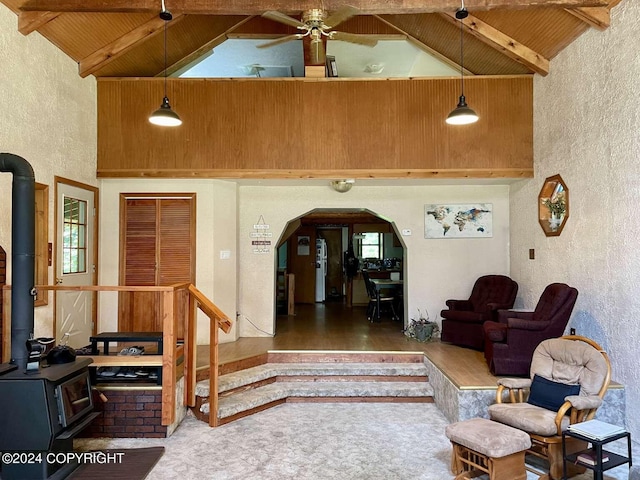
[119,196,195,333]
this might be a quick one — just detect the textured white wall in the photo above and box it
[238,184,510,336]
[0,7,97,338]
[510,0,640,441]
[99,179,238,344]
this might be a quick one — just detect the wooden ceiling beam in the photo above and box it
[18,11,61,35]
[565,7,610,30]
[79,14,185,78]
[565,0,621,30]
[441,12,550,76]
[19,0,609,15]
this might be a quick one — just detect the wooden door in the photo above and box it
[288,227,316,304]
[119,195,195,333]
[55,180,98,349]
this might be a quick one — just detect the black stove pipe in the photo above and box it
[0,153,35,370]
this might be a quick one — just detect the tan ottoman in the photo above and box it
[445,418,531,480]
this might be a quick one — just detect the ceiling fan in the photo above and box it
[257,6,378,65]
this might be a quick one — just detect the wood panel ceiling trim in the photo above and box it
[79,14,185,78]
[96,168,534,180]
[18,0,609,15]
[442,12,550,76]
[17,11,60,34]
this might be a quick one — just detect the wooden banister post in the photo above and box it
[184,286,197,407]
[209,318,219,427]
[161,289,176,426]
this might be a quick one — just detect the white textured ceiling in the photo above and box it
[179,38,459,79]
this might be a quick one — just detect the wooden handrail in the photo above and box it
[184,283,232,427]
[2,282,231,428]
[187,284,232,333]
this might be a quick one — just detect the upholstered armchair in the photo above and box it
[483,283,578,376]
[440,275,518,350]
[489,336,611,480]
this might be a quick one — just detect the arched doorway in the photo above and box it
[274,208,406,333]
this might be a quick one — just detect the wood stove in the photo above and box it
[0,358,99,479]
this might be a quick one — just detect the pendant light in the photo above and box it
[149,1,182,127]
[446,2,479,126]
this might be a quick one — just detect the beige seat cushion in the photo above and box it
[489,402,570,436]
[445,418,531,458]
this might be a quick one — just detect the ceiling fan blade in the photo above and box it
[262,10,307,29]
[323,5,359,29]
[329,31,378,47]
[257,34,303,49]
[310,39,326,65]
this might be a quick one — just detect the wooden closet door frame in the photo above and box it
[118,193,196,332]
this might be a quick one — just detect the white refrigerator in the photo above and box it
[315,238,327,302]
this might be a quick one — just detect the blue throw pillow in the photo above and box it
[527,374,580,411]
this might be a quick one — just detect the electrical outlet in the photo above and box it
[529,248,535,260]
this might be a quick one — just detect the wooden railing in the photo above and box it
[1,283,232,428]
[185,284,232,427]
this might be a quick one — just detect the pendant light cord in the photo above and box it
[163,18,168,97]
[459,20,464,97]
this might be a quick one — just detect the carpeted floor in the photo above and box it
[75,403,630,480]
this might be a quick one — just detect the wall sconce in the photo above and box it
[330,179,355,193]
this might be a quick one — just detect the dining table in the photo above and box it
[369,278,403,321]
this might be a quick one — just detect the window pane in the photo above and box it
[62,196,88,274]
[362,246,379,258]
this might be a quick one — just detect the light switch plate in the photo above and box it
[220,250,231,259]
[401,229,412,236]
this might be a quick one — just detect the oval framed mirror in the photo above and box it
[538,174,569,237]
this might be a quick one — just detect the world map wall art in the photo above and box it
[424,204,493,239]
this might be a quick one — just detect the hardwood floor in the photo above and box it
[200,302,499,389]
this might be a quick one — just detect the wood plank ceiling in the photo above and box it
[1,0,623,79]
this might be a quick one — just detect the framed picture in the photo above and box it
[425,204,493,238]
[297,235,311,255]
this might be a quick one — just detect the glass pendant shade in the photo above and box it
[149,96,182,126]
[446,95,479,125]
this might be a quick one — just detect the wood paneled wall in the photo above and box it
[97,76,533,179]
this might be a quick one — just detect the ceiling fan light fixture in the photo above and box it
[330,179,355,193]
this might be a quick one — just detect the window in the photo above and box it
[34,183,49,306]
[62,196,87,274]
[360,232,383,259]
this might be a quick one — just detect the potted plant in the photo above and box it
[404,309,439,342]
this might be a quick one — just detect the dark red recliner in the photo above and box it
[483,282,578,376]
[440,275,518,350]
